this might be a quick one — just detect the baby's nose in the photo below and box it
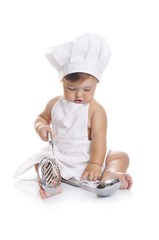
[76,89,82,97]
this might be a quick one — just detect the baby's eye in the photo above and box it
[68,87,76,91]
[84,88,91,91]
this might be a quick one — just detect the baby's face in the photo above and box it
[63,76,98,104]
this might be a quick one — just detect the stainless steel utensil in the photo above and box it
[38,156,61,194]
[37,131,61,194]
[62,178,121,197]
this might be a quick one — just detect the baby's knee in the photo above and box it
[107,150,129,165]
[119,151,130,166]
[121,151,129,161]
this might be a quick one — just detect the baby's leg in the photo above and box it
[101,151,133,189]
[35,163,62,199]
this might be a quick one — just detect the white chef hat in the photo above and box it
[45,33,111,81]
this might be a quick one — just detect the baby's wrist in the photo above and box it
[89,162,103,167]
[35,124,47,133]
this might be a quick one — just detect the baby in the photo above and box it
[34,34,132,198]
[15,33,132,199]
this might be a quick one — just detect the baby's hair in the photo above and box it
[63,73,96,82]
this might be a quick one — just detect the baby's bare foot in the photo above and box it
[101,172,133,189]
[38,178,62,199]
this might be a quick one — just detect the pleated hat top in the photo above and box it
[45,33,111,81]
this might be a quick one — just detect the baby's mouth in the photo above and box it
[74,99,83,103]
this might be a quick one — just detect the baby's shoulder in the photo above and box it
[89,99,106,113]
[45,96,61,111]
[88,99,107,123]
[88,99,107,129]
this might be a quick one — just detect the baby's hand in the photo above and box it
[37,125,53,141]
[81,163,102,181]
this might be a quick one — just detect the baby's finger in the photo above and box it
[93,172,99,181]
[98,172,102,181]
[88,172,94,181]
[81,171,89,180]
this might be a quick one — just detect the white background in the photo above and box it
[0,0,159,239]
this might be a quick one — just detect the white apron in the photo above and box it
[15,97,94,181]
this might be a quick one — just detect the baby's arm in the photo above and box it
[34,96,60,141]
[81,102,107,181]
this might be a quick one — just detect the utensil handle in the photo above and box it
[48,131,54,156]
[62,178,96,193]
[62,178,81,187]
[48,131,53,143]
